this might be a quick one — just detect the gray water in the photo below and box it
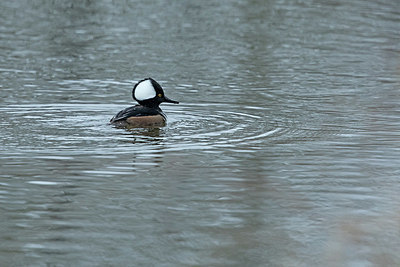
[1,1,400,266]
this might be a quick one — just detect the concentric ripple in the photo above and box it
[162,103,284,151]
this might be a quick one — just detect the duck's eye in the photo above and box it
[158,94,163,98]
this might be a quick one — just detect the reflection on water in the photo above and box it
[1,0,400,266]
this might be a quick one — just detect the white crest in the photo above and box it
[134,79,156,101]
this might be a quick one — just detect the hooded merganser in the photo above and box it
[110,78,179,127]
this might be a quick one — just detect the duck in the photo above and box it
[110,78,179,127]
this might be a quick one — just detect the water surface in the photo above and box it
[1,1,400,266]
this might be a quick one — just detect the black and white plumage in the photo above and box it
[110,105,166,123]
[110,78,179,127]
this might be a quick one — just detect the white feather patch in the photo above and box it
[134,79,156,101]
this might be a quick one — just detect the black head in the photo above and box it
[132,78,179,107]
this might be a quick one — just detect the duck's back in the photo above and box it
[110,105,166,127]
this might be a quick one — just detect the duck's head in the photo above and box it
[132,78,179,107]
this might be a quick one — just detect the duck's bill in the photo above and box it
[164,96,179,104]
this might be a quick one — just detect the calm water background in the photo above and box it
[1,0,400,266]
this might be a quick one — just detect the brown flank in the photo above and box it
[125,115,166,127]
